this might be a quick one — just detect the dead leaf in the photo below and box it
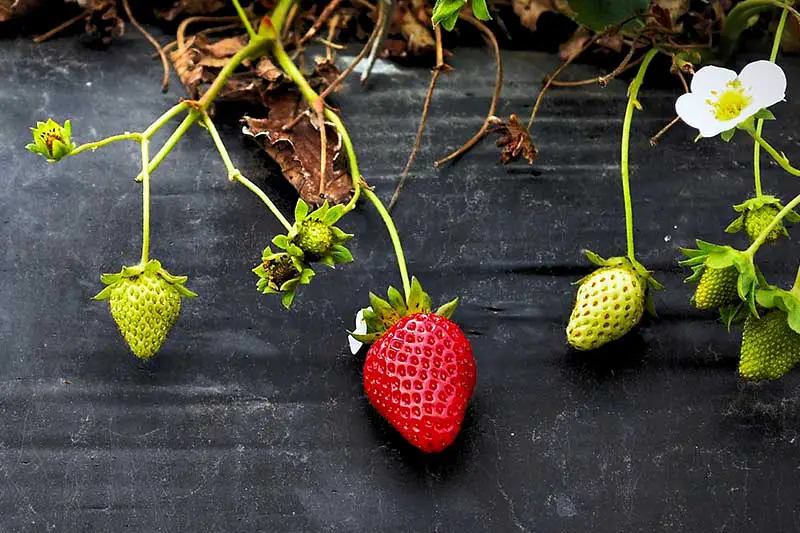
[83,0,124,46]
[243,113,353,207]
[156,0,226,21]
[489,115,537,165]
[512,0,570,31]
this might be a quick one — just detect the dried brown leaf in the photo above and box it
[489,114,537,165]
[243,113,353,207]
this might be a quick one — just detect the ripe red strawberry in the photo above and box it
[363,312,476,453]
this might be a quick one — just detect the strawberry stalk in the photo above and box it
[620,48,658,262]
[752,7,789,198]
[201,111,293,231]
[745,127,800,177]
[230,0,257,40]
[140,138,151,264]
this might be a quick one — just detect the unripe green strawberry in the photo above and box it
[94,260,196,360]
[744,204,783,243]
[693,266,739,310]
[296,219,334,257]
[567,260,646,351]
[740,310,800,380]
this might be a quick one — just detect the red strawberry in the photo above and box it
[363,312,476,453]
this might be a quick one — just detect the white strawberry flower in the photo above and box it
[675,60,786,138]
[348,307,370,354]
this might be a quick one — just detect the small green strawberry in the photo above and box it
[739,310,800,380]
[680,240,761,316]
[26,118,75,162]
[253,247,315,308]
[566,251,662,351]
[739,278,800,380]
[274,199,353,267]
[93,259,197,359]
[692,266,739,310]
[296,219,334,257]
[726,196,800,244]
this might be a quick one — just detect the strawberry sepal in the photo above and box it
[93,259,197,300]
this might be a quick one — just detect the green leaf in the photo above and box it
[432,0,465,30]
[471,0,491,21]
[435,297,459,319]
[294,199,309,222]
[754,108,776,121]
[720,128,736,142]
[566,0,648,31]
[282,291,296,309]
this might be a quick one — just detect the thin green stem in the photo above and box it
[135,112,198,181]
[747,191,800,254]
[70,133,142,156]
[620,48,659,261]
[268,0,294,34]
[268,37,363,211]
[142,102,189,139]
[140,138,151,265]
[362,188,411,300]
[201,112,293,231]
[234,173,294,232]
[753,7,789,197]
[231,0,257,39]
[198,40,265,110]
[747,128,800,176]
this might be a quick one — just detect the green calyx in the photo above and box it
[93,259,198,300]
[349,277,459,345]
[253,246,315,309]
[726,195,800,243]
[274,199,354,268]
[581,250,663,316]
[754,276,800,336]
[680,240,762,318]
[26,118,75,162]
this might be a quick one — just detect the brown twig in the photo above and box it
[434,14,503,168]
[297,0,344,47]
[33,10,86,44]
[317,0,385,102]
[526,32,598,131]
[158,21,244,57]
[177,15,242,51]
[649,116,680,146]
[388,25,446,211]
[122,0,170,92]
[282,2,300,40]
[325,14,341,61]
[314,101,329,199]
[361,0,396,84]
[548,55,644,87]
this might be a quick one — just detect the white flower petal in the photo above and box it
[676,93,717,133]
[689,65,737,96]
[347,307,370,354]
[739,60,787,110]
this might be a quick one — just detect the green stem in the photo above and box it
[268,0,294,34]
[746,191,800,254]
[135,112,198,181]
[140,138,151,264]
[747,128,800,176]
[70,132,142,156]
[753,7,789,197]
[235,173,293,231]
[362,188,411,300]
[620,48,658,261]
[201,112,293,231]
[142,102,189,139]
[231,0,257,39]
[268,37,363,211]
[199,40,265,110]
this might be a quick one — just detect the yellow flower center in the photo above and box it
[706,79,752,121]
